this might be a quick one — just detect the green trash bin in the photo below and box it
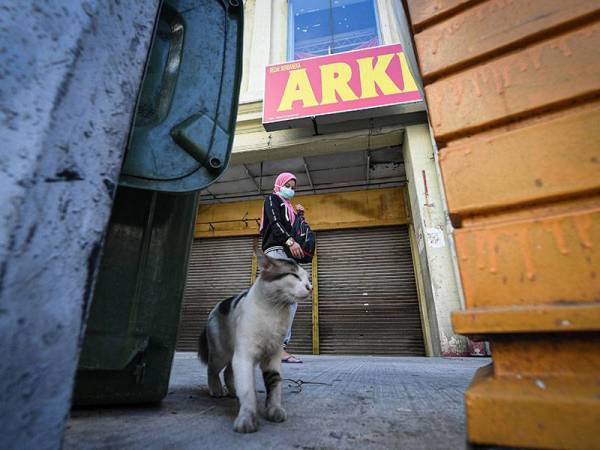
[73,0,243,405]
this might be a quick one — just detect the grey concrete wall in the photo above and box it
[0,1,159,448]
[403,125,468,356]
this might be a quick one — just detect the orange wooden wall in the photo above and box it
[405,0,600,316]
[405,1,600,448]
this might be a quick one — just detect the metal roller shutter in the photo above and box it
[176,236,254,351]
[317,226,425,356]
[286,260,313,355]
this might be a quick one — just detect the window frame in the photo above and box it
[287,0,383,61]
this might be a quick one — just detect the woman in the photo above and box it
[260,172,304,363]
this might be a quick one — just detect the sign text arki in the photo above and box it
[263,43,422,128]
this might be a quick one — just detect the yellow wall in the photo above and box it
[195,187,409,238]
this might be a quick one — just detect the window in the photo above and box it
[288,0,380,61]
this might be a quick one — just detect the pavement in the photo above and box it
[64,353,490,450]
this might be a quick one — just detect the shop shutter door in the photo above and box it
[317,226,425,356]
[286,259,313,355]
[176,236,254,351]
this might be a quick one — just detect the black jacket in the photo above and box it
[261,193,294,251]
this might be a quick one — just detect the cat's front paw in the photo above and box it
[233,412,258,433]
[265,405,287,423]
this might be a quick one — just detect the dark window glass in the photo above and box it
[288,0,380,60]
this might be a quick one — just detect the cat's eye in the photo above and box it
[270,272,302,282]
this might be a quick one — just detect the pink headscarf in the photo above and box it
[259,172,297,232]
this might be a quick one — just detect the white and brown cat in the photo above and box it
[198,252,312,433]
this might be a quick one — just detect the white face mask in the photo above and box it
[279,186,295,199]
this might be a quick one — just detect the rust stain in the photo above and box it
[478,67,489,84]
[492,68,505,95]
[487,231,499,275]
[451,16,464,33]
[470,75,482,97]
[472,230,505,275]
[554,37,573,58]
[431,16,464,55]
[462,208,600,289]
[517,56,529,72]
[431,31,442,56]
[514,227,536,281]
[458,246,475,304]
[528,47,542,70]
[501,64,512,88]
[476,231,487,270]
[431,90,445,128]
[579,27,596,38]
[454,79,465,106]
[544,220,570,255]
[573,214,593,248]
[474,229,504,275]
[463,209,600,285]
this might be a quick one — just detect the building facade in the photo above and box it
[177,0,473,357]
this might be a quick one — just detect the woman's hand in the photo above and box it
[296,204,304,212]
[289,241,304,259]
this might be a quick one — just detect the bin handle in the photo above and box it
[154,4,184,123]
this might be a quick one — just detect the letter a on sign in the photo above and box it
[277,68,318,112]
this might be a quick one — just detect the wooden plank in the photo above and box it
[454,197,600,309]
[406,0,484,32]
[440,102,600,217]
[415,0,600,80]
[489,333,600,376]
[194,187,409,238]
[425,21,600,142]
[452,304,600,334]
[465,364,600,450]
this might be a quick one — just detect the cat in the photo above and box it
[198,251,313,433]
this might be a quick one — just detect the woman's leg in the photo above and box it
[283,301,298,346]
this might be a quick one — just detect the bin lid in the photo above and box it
[119,0,243,193]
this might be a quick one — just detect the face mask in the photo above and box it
[279,186,295,199]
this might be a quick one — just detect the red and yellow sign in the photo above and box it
[263,43,422,130]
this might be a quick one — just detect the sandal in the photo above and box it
[282,355,303,364]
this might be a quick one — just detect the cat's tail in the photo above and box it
[198,326,209,364]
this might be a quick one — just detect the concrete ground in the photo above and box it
[64,353,490,450]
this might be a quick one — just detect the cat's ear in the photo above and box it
[256,249,275,271]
